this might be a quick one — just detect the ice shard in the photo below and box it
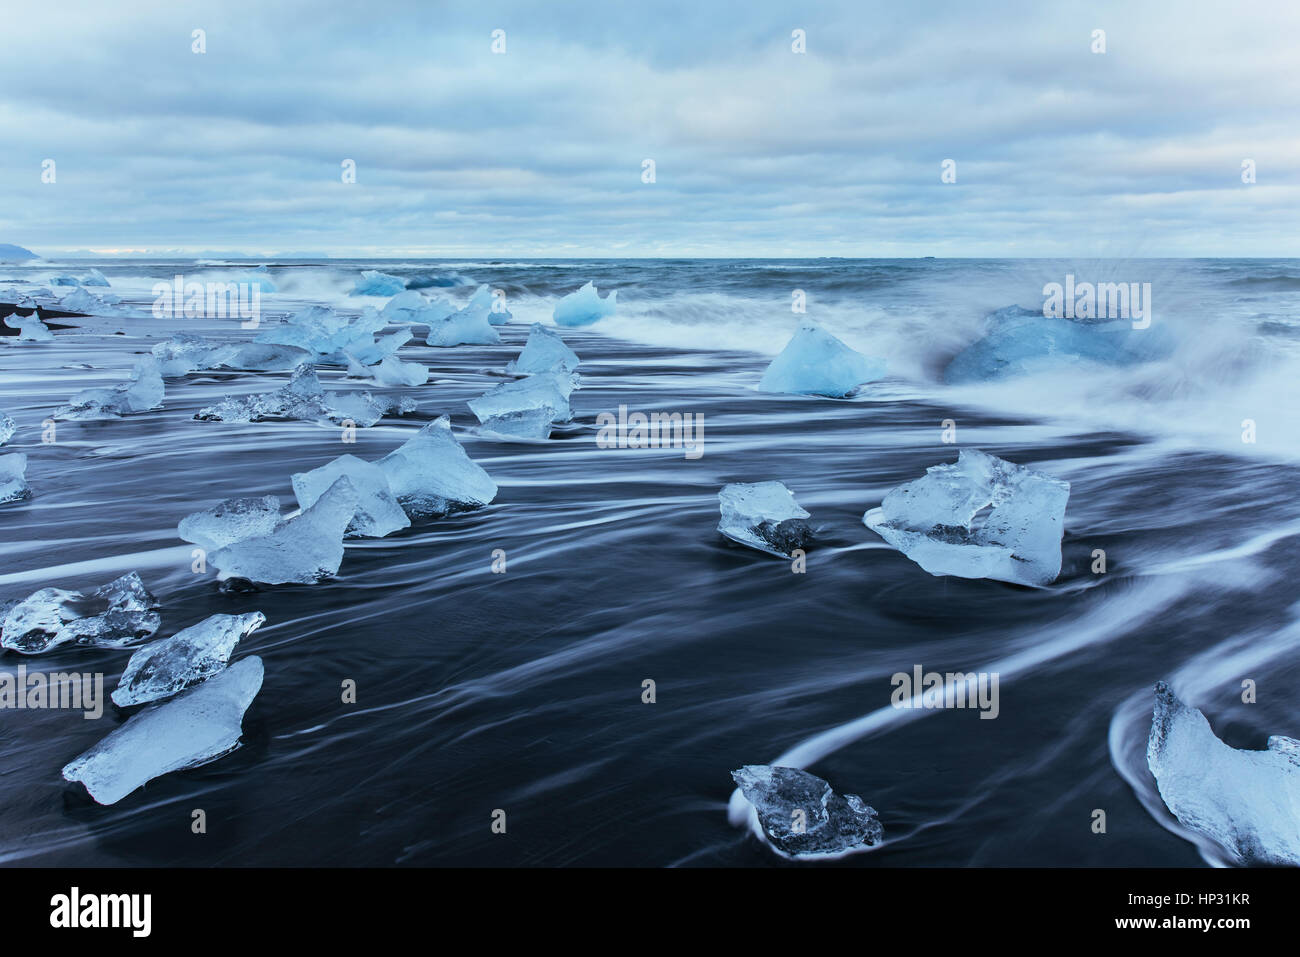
[758,322,885,397]
[1147,682,1300,866]
[376,416,497,518]
[731,765,883,859]
[178,495,283,551]
[0,411,15,445]
[506,324,580,375]
[353,270,406,296]
[291,454,409,538]
[55,358,165,419]
[717,482,813,557]
[863,449,1069,586]
[62,656,265,805]
[466,370,577,438]
[112,612,267,707]
[553,281,616,327]
[0,572,160,655]
[0,452,28,504]
[194,364,383,427]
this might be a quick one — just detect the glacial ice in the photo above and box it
[347,353,429,387]
[151,334,312,376]
[112,612,266,707]
[944,305,1175,383]
[3,309,53,342]
[717,482,813,557]
[57,287,121,315]
[0,411,14,445]
[83,268,111,287]
[256,305,385,356]
[376,416,497,518]
[506,324,580,375]
[209,477,358,584]
[758,322,886,397]
[1147,682,1300,866]
[731,765,883,859]
[328,390,418,424]
[62,656,264,805]
[54,358,165,419]
[467,370,577,438]
[458,283,512,326]
[0,452,29,504]
[194,364,386,427]
[291,454,409,538]
[553,281,616,327]
[424,291,501,347]
[381,290,453,325]
[179,495,282,551]
[863,449,1070,586]
[353,270,406,297]
[343,328,412,366]
[0,572,160,655]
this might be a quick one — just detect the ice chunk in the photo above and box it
[506,324,580,375]
[944,305,1176,383]
[209,477,358,584]
[178,495,282,551]
[343,328,412,366]
[347,353,429,387]
[83,268,111,287]
[4,308,54,342]
[553,281,616,327]
[328,390,416,425]
[467,370,576,438]
[205,341,314,372]
[759,322,885,397]
[717,482,813,557]
[1147,682,1300,866]
[195,363,380,426]
[112,612,266,707]
[255,305,385,356]
[150,333,213,376]
[56,286,120,315]
[0,411,15,445]
[62,656,264,805]
[353,270,406,296]
[456,283,512,326]
[376,416,497,518]
[54,358,164,419]
[291,454,409,538]
[0,572,160,655]
[381,290,453,325]
[731,765,883,859]
[863,449,1069,586]
[424,291,501,347]
[0,452,30,504]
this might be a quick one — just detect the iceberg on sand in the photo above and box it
[552,281,615,327]
[346,352,429,387]
[759,321,885,397]
[424,289,501,346]
[353,270,406,297]
[255,304,386,357]
[0,572,160,655]
[55,358,164,419]
[863,449,1069,586]
[0,410,14,445]
[151,334,312,376]
[62,656,264,805]
[731,765,883,860]
[291,454,409,538]
[381,290,453,325]
[467,370,577,439]
[1147,682,1300,866]
[717,482,813,557]
[459,283,512,326]
[0,453,28,504]
[178,495,282,551]
[376,416,497,518]
[194,363,400,427]
[112,612,266,707]
[3,309,53,342]
[506,323,580,375]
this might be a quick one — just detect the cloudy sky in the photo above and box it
[2,0,1298,258]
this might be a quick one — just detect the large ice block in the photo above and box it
[291,454,409,538]
[376,416,497,518]
[758,322,885,397]
[553,281,616,327]
[506,324,580,375]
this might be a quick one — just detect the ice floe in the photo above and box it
[758,321,885,397]
[0,572,160,655]
[717,481,813,557]
[112,612,266,707]
[731,765,883,860]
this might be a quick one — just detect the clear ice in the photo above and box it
[353,270,406,296]
[291,454,410,538]
[717,481,814,557]
[466,370,577,439]
[0,572,160,655]
[731,765,883,859]
[3,309,53,342]
[0,452,28,504]
[195,363,388,427]
[55,358,165,419]
[112,612,266,707]
[758,321,885,397]
[179,495,283,551]
[506,324,580,375]
[376,416,497,518]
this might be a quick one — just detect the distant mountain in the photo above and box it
[0,244,37,261]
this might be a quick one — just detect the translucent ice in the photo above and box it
[62,656,264,805]
[209,477,358,584]
[0,572,160,655]
[506,324,580,375]
[112,612,266,707]
[347,353,428,387]
[553,281,616,327]
[863,449,1070,586]
[256,305,385,356]
[376,416,497,518]
[717,482,813,557]
[381,290,453,325]
[291,454,409,538]
[0,411,14,445]
[57,287,118,315]
[1147,682,1300,866]
[758,322,885,397]
[0,452,30,504]
[344,328,412,366]
[424,291,501,347]
[457,283,512,326]
[179,495,282,551]
[55,358,164,419]
[195,364,382,427]
[206,341,315,373]
[83,268,111,287]
[467,370,576,438]
[353,270,406,297]
[3,309,53,342]
[731,765,883,860]
[944,305,1175,383]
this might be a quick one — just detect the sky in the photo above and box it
[2,0,1298,258]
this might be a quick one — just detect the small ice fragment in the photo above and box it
[55,358,165,419]
[62,656,264,805]
[0,452,28,504]
[731,765,883,860]
[467,371,576,438]
[506,324,580,375]
[291,454,409,538]
[4,308,54,342]
[717,482,813,557]
[112,612,266,707]
[424,291,501,346]
[349,353,429,387]
[178,495,282,551]
[83,268,111,287]
[0,572,160,655]
[1147,682,1300,866]
[758,321,885,397]
[195,363,379,426]
[863,449,1069,586]
[353,270,406,296]
[552,281,616,327]
[376,416,497,518]
[0,411,15,445]
[209,477,358,584]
